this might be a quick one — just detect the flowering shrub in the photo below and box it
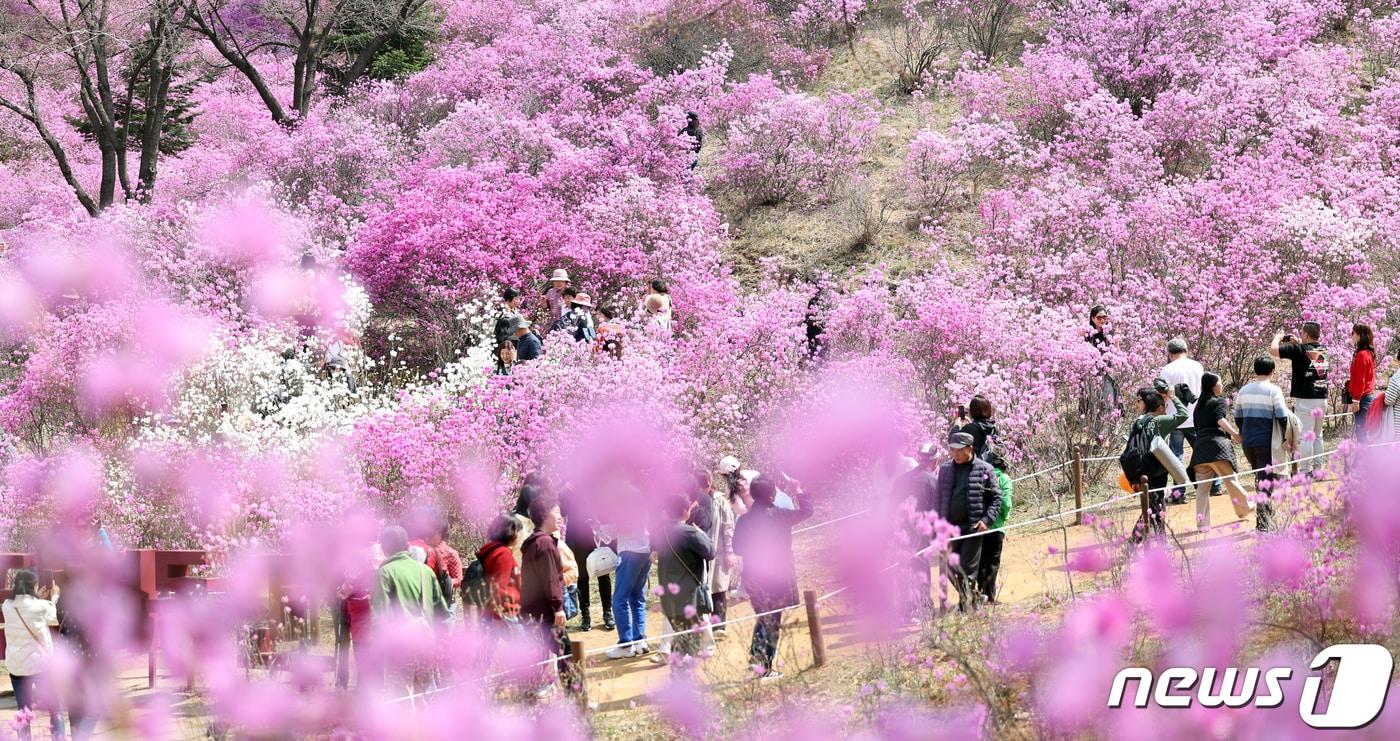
[714,90,882,207]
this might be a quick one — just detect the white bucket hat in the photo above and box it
[549,268,571,283]
[718,455,741,475]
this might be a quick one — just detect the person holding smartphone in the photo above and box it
[3,569,65,740]
[1270,322,1329,474]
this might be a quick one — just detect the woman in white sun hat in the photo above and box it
[543,268,571,326]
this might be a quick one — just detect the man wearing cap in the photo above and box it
[1160,337,1207,502]
[932,432,1001,611]
[511,316,543,362]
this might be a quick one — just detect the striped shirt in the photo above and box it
[1234,379,1289,447]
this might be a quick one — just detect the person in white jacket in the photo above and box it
[3,569,65,740]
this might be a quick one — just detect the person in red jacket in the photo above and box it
[477,514,522,623]
[1350,323,1378,439]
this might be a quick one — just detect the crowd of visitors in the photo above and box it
[489,268,674,375]
[8,287,1398,723]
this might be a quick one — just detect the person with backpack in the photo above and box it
[467,514,522,626]
[431,524,463,625]
[950,395,998,459]
[979,451,1014,605]
[1189,373,1253,528]
[1270,322,1329,474]
[1122,386,1187,541]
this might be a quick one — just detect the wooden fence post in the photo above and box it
[1072,446,1085,526]
[937,554,949,616]
[569,639,588,711]
[803,589,827,668]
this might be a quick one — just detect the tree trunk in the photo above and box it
[137,60,172,199]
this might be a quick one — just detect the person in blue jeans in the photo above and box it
[604,528,651,659]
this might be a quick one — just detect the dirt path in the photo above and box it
[577,491,1263,723]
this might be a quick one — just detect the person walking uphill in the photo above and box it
[656,494,715,659]
[1189,373,1253,528]
[733,474,814,681]
[3,569,65,741]
[1122,386,1187,541]
[929,432,1002,611]
[1271,322,1329,474]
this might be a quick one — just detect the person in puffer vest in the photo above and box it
[931,432,1002,611]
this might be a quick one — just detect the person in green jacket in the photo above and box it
[1129,385,1186,539]
[979,452,1014,605]
[372,525,449,696]
[372,525,449,622]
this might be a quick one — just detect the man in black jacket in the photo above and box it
[733,474,813,680]
[933,432,1002,611]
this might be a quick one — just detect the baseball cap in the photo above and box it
[917,442,939,458]
[947,432,975,450]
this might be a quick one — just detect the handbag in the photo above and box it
[586,544,620,579]
[563,585,580,620]
[669,536,714,617]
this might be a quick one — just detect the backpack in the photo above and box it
[437,568,456,608]
[460,558,489,609]
[1120,416,1163,482]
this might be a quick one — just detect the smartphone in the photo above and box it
[958,404,967,419]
